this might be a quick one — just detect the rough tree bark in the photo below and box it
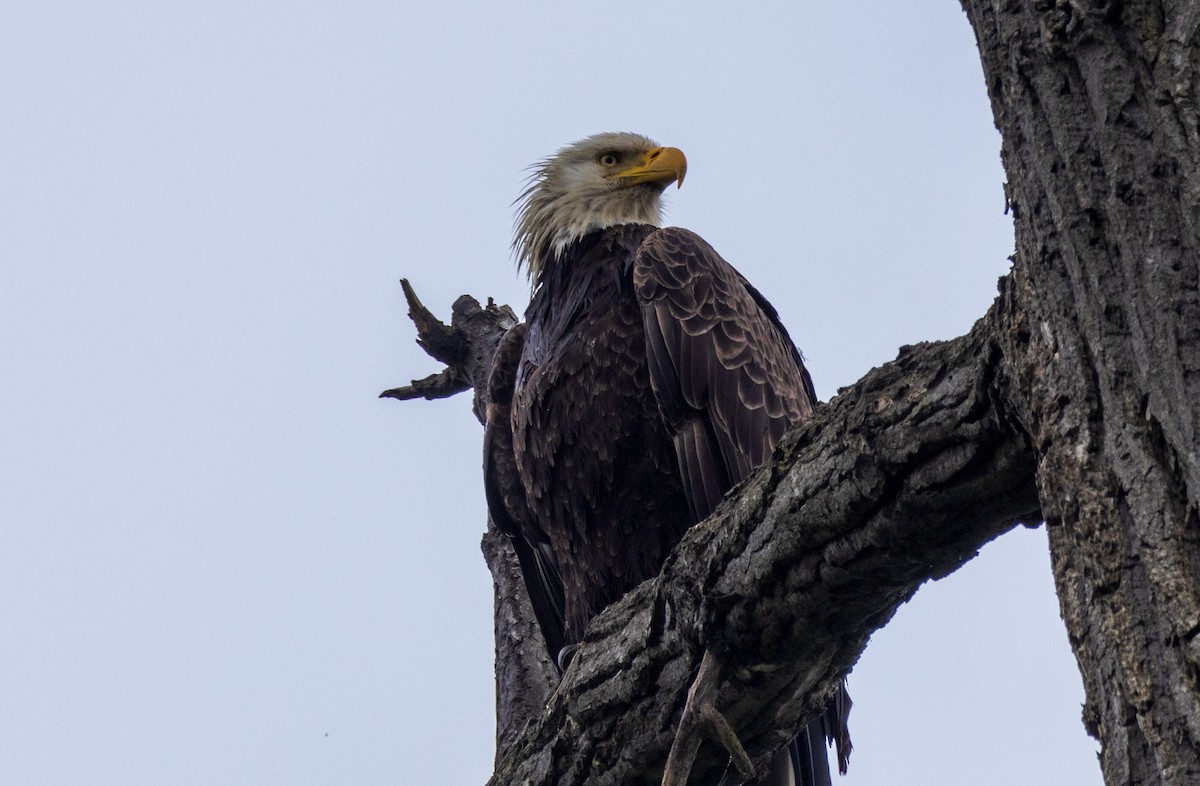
[965,1,1200,783]
[385,2,1198,783]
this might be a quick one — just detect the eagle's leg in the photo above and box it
[661,649,756,786]
[543,643,582,710]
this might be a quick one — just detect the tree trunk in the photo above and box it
[385,3,1200,783]
[963,1,1200,783]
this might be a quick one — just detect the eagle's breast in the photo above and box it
[510,224,691,640]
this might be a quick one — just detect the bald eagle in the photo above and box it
[484,132,850,786]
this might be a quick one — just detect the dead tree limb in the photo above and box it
[380,279,518,423]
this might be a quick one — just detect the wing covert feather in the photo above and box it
[634,227,817,522]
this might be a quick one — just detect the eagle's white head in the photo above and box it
[513,132,687,282]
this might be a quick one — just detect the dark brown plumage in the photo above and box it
[484,133,849,785]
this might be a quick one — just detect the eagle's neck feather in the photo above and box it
[514,181,663,284]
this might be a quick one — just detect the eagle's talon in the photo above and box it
[699,704,755,780]
[556,643,580,672]
[661,650,756,786]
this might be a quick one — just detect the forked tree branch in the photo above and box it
[384,287,1040,784]
[380,279,518,423]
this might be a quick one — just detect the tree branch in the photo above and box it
[482,524,561,766]
[384,295,1040,783]
[381,280,560,762]
[483,314,1038,785]
[380,279,518,423]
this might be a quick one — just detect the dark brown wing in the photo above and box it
[633,227,817,522]
[634,227,851,784]
[482,323,568,660]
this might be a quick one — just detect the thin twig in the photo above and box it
[379,369,470,401]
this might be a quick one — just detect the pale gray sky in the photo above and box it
[1,2,1099,784]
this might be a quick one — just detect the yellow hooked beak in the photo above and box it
[610,146,687,189]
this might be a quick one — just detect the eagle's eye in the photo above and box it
[598,153,619,167]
